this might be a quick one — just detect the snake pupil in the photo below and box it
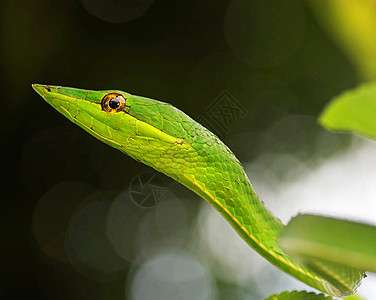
[109,98,121,109]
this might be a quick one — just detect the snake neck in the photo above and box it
[144,131,286,253]
[132,119,363,297]
[143,134,362,297]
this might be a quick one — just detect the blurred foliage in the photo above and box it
[265,291,366,300]
[264,291,333,300]
[345,295,366,300]
[280,214,376,272]
[319,82,376,140]
[310,0,376,80]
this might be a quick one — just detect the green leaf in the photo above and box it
[279,214,376,272]
[344,295,366,300]
[264,290,366,300]
[319,82,376,139]
[264,291,333,300]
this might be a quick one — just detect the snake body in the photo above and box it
[32,84,364,297]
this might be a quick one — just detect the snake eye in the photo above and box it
[101,93,126,113]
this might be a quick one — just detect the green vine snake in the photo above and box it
[32,84,365,297]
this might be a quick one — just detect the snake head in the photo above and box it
[32,84,193,163]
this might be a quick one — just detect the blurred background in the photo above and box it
[2,0,376,299]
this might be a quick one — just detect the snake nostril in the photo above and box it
[45,86,51,92]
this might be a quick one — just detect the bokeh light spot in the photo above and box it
[128,251,216,300]
[79,0,154,23]
[66,198,127,281]
[32,181,96,263]
[106,191,152,263]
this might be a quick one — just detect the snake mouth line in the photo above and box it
[34,84,185,146]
